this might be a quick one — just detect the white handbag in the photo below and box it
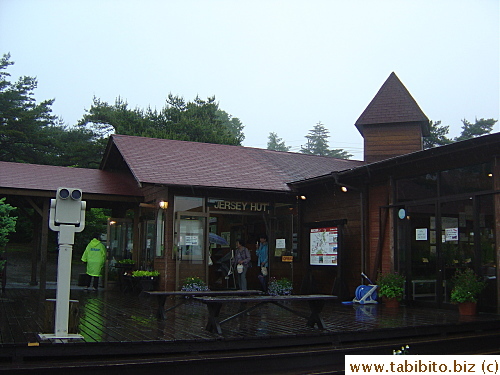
[237,264,244,274]
[261,266,268,276]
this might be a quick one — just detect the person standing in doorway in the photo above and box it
[81,233,106,291]
[256,235,269,292]
[233,239,251,290]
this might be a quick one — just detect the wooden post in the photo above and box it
[30,214,39,286]
[40,199,49,293]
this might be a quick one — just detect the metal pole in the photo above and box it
[54,243,72,337]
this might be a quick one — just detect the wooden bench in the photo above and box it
[144,290,264,320]
[194,294,338,335]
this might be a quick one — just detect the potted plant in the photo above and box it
[118,258,135,265]
[268,277,293,296]
[181,276,210,292]
[377,271,405,308]
[450,268,486,316]
[116,258,135,272]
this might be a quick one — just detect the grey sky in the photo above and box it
[1,0,498,160]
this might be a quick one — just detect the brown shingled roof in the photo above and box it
[355,72,429,136]
[106,135,364,192]
[0,161,142,198]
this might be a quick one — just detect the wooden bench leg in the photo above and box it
[307,300,326,329]
[205,302,223,334]
[156,295,168,320]
[238,301,247,313]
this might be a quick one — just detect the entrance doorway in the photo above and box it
[105,218,133,288]
[174,212,208,290]
[207,213,267,290]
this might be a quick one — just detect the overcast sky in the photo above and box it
[1,0,498,160]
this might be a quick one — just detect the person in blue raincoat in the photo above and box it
[256,235,269,292]
[81,233,106,291]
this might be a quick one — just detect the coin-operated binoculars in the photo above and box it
[49,187,86,242]
[40,188,86,340]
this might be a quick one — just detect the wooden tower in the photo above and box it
[355,72,430,163]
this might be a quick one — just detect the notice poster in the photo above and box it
[445,228,459,241]
[415,228,428,241]
[310,227,338,266]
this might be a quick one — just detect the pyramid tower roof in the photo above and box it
[355,72,429,136]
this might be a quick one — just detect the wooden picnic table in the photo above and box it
[194,294,338,335]
[144,290,264,320]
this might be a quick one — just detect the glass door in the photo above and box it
[477,195,497,312]
[107,218,134,261]
[142,220,155,270]
[405,204,441,304]
[271,203,296,282]
[174,212,208,289]
[106,218,134,288]
[440,200,474,305]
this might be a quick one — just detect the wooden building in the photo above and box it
[99,134,362,292]
[0,72,498,313]
[292,73,500,313]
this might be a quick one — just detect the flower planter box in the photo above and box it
[458,301,477,316]
[384,297,400,309]
[137,276,159,292]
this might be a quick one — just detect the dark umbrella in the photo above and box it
[209,232,228,246]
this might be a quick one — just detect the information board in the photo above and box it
[310,227,338,266]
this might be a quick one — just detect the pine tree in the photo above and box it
[455,118,497,141]
[300,121,331,156]
[267,132,291,151]
[300,122,352,158]
[423,120,453,149]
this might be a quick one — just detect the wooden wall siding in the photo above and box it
[165,190,176,291]
[138,184,171,290]
[300,182,362,297]
[363,123,423,163]
[366,183,392,280]
[141,184,168,203]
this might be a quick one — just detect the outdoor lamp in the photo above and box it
[341,186,348,193]
[159,200,168,209]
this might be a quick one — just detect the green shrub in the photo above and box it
[131,270,159,278]
[377,272,405,301]
[450,268,486,303]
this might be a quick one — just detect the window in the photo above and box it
[156,208,165,257]
[440,163,493,196]
[397,173,438,201]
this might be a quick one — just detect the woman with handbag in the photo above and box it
[256,235,269,292]
[233,239,251,290]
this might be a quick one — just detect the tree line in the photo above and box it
[1,52,497,169]
[0,52,497,250]
[267,119,498,157]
